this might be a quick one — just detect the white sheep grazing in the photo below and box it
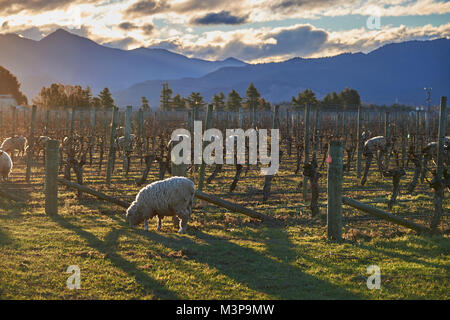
[126,176,195,233]
[1,136,27,157]
[116,134,136,152]
[0,150,13,181]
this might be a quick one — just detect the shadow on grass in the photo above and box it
[49,214,180,299]
[135,228,361,299]
[0,227,13,246]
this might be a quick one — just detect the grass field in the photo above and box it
[0,154,448,299]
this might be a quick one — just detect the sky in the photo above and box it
[0,0,449,63]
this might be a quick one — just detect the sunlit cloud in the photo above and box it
[1,0,449,59]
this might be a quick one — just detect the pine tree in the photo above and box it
[226,90,242,111]
[160,81,173,110]
[292,89,318,109]
[245,82,260,110]
[171,94,186,110]
[212,92,226,111]
[141,96,150,111]
[99,87,115,109]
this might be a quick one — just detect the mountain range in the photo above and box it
[0,28,448,107]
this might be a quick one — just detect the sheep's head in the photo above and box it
[126,201,145,227]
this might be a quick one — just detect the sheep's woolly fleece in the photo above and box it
[0,150,13,181]
[126,176,195,227]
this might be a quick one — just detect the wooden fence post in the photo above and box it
[327,141,343,241]
[123,105,132,173]
[25,105,37,182]
[356,105,363,178]
[106,106,118,186]
[197,104,213,191]
[70,108,76,137]
[10,106,16,136]
[431,96,447,231]
[45,139,59,216]
[303,104,311,200]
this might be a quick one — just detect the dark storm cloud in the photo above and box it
[124,0,170,17]
[191,11,249,25]
[118,22,138,30]
[147,24,329,61]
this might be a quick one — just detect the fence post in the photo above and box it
[106,106,118,186]
[10,106,16,136]
[303,104,311,200]
[327,141,343,241]
[431,97,447,231]
[70,108,76,137]
[25,105,37,182]
[45,139,59,216]
[356,105,363,178]
[197,104,213,191]
[123,105,132,173]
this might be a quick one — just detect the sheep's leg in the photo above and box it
[360,153,373,186]
[177,210,190,234]
[157,216,163,231]
[144,218,148,232]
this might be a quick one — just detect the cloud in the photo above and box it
[124,0,170,18]
[141,23,155,35]
[0,0,97,15]
[103,36,139,49]
[118,22,138,30]
[191,11,249,25]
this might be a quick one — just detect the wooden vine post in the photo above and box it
[197,104,213,191]
[45,139,59,216]
[106,106,118,186]
[11,106,16,136]
[327,141,343,241]
[123,105,132,174]
[430,96,447,231]
[356,105,363,178]
[303,104,311,200]
[25,105,37,182]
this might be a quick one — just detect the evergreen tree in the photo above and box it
[212,92,226,111]
[245,82,260,110]
[99,87,115,109]
[226,90,242,111]
[171,94,186,110]
[292,89,318,109]
[0,66,28,105]
[186,92,206,111]
[141,96,150,111]
[160,81,173,110]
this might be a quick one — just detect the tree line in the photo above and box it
[1,65,363,111]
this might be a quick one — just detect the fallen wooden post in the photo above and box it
[58,178,130,208]
[342,196,430,234]
[194,190,277,224]
[57,178,276,224]
[0,188,25,203]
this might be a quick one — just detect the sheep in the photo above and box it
[126,176,195,233]
[115,134,136,154]
[1,136,27,157]
[0,150,13,181]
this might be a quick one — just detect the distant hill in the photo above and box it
[0,28,246,100]
[115,38,450,107]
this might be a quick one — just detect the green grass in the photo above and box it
[0,155,448,299]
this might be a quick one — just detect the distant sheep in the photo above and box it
[116,134,136,153]
[0,150,13,181]
[1,136,27,157]
[363,136,389,155]
[126,176,195,233]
